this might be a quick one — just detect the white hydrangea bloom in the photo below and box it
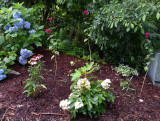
[101,79,111,89]
[75,101,84,110]
[77,78,91,90]
[59,99,71,110]
[69,93,74,98]
[74,85,78,89]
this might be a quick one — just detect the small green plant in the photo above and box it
[59,62,115,119]
[23,54,47,97]
[120,78,135,93]
[113,64,138,94]
[113,64,138,77]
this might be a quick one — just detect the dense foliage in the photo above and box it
[88,0,160,69]
[0,3,45,68]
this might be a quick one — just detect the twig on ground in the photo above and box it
[32,112,70,121]
[139,67,149,96]
[1,108,9,121]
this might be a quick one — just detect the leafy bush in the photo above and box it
[0,3,45,66]
[59,62,115,119]
[88,0,160,70]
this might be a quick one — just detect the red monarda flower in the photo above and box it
[49,18,53,22]
[46,29,51,34]
[84,10,89,15]
[145,33,150,37]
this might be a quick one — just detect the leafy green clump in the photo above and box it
[113,64,138,77]
[59,62,115,119]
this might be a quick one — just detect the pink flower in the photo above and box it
[49,18,53,22]
[32,57,37,61]
[46,29,51,34]
[84,10,89,15]
[36,54,43,60]
[145,33,150,38]
[30,61,37,65]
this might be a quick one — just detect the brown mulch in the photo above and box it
[0,47,160,121]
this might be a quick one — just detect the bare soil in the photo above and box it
[0,47,160,121]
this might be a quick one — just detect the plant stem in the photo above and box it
[88,41,92,62]
[139,66,149,96]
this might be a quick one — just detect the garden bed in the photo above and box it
[0,47,160,121]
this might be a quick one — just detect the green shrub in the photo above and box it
[0,3,45,66]
[59,62,115,119]
[88,0,160,70]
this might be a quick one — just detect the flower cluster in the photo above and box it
[59,99,84,110]
[76,78,91,90]
[29,54,43,65]
[29,29,36,34]
[74,101,84,110]
[4,11,36,33]
[19,49,32,65]
[59,99,71,110]
[45,17,53,34]
[101,79,111,89]
[0,69,7,81]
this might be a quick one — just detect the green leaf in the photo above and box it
[156,13,160,19]
[87,99,92,110]
[142,15,146,22]
[23,42,30,48]
[84,39,88,42]
[9,55,16,60]
[144,66,148,72]
[126,27,130,32]
[0,36,4,43]
[131,24,134,29]
[70,69,81,81]
[41,84,47,89]
[140,28,144,34]
[134,27,138,33]
[106,92,115,102]
[110,23,113,28]
[38,25,44,29]
[34,41,42,47]
[3,57,11,63]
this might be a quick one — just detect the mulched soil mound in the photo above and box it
[0,47,160,121]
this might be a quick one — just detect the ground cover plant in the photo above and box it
[0,0,160,120]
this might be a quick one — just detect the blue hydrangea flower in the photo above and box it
[0,74,7,81]
[29,30,36,34]
[9,26,18,31]
[0,69,4,75]
[15,18,24,29]
[13,12,21,19]
[4,24,10,30]
[15,23,23,29]
[24,21,31,29]
[19,56,28,65]
[20,49,33,59]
